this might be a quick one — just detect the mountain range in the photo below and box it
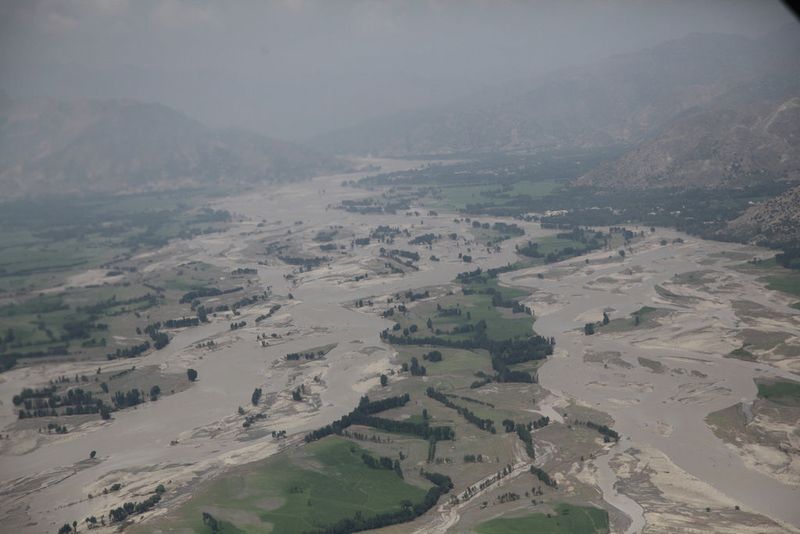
[313,26,800,190]
[0,95,344,199]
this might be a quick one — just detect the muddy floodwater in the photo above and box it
[1,161,798,532]
[505,234,800,530]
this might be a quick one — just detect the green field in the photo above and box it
[756,379,800,407]
[762,273,800,298]
[397,290,534,344]
[476,503,609,534]
[154,437,428,533]
[427,180,561,211]
[600,306,669,333]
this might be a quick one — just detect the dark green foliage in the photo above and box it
[530,466,558,488]
[426,388,495,433]
[304,394,454,443]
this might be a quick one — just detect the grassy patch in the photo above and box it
[476,503,609,534]
[427,180,561,211]
[155,437,428,533]
[756,379,800,407]
[600,306,669,333]
[726,346,756,361]
[761,273,800,298]
[396,291,533,343]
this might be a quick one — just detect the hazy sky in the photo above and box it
[0,1,793,140]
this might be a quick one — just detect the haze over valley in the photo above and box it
[1,2,799,534]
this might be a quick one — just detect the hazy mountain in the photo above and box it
[576,76,800,189]
[0,97,344,199]
[311,31,786,156]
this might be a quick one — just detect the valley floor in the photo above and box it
[0,159,798,533]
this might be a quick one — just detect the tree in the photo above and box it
[618,249,626,258]
[202,512,220,533]
[584,323,595,335]
[187,368,198,382]
[149,385,161,401]
[380,374,388,387]
[90,450,97,460]
[602,312,609,325]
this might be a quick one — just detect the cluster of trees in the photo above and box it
[112,389,144,409]
[305,471,453,534]
[582,420,620,442]
[231,267,258,275]
[144,323,170,349]
[409,233,437,245]
[370,225,404,242]
[202,512,220,533]
[532,415,550,429]
[47,422,68,434]
[256,304,282,323]
[108,485,164,523]
[406,357,427,376]
[422,350,442,362]
[776,248,800,270]
[488,291,530,314]
[491,222,525,237]
[382,328,551,385]
[14,385,115,419]
[497,491,521,504]
[436,304,462,317]
[286,349,327,361]
[78,293,159,316]
[305,393,454,444]
[107,341,150,360]
[179,286,242,304]
[279,255,328,270]
[426,388,496,433]
[463,454,485,463]
[162,317,200,329]
[361,452,403,478]
[516,423,535,459]
[231,293,266,312]
[398,289,429,302]
[530,466,558,488]
[230,320,247,330]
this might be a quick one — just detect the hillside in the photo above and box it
[576,78,800,189]
[0,97,344,199]
[311,31,788,156]
[722,185,800,248]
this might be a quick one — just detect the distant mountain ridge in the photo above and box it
[576,77,800,189]
[0,97,345,199]
[312,31,779,156]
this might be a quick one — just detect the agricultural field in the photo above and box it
[475,503,610,534]
[151,438,430,533]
